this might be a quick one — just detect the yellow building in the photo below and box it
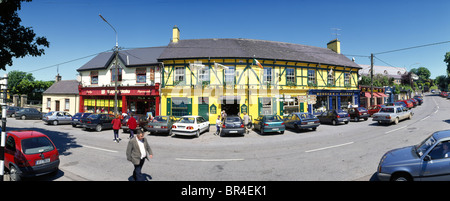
[158,26,361,124]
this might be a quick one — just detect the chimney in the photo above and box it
[55,74,62,82]
[172,25,180,43]
[327,39,341,54]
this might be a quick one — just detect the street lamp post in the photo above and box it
[99,14,119,116]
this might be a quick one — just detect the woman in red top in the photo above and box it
[111,114,122,143]
[127,115,137,139]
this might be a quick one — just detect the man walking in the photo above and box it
[111,114,122,143]
[126,129,153,181]
[127,114,137,139]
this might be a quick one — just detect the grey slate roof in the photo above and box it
[158,38,361,68]
[43,80,79,95]
[358,64,407,79]
[77,47,165,71]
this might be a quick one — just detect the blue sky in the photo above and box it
[8,0,450,81]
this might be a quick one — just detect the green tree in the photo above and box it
[0,0,49,70]
[445,52,450,76]
[8,70,34,95]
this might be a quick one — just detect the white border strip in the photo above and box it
[305,142,354,153]
[175,158,244,162]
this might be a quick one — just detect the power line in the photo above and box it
[374,40,450,55]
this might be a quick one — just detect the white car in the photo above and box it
[171,115,210,137]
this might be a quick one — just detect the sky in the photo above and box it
[7,0,450,81]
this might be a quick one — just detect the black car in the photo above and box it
[71,112,92,127]
[6,106,21,118]
[220,116,245,137]
[81,113,115,132]
[317,109,350,125]
[347,107,369,122]
[145,115,177,135]
[15,108,42,120]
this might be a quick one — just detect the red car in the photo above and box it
[396,100,414,109]
[367,104,385,116]
[4,130,60,181]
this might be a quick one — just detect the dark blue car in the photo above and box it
[284,112,320,131]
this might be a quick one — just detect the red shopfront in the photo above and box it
[78,83,160,116]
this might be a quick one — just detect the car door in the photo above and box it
[420,141,450,181]
[284,114,293,128]
[198,117,207,132]
[4,135,16,169]
[63,112,72,124]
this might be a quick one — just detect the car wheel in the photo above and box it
[391,173,412,181]
[53,120,58,126]
[332,120,337,125]
[196,130,200,138]
[72,124,76,127]
[312,127,317,131]
[9,166,21,181]
[394,118,399,125]
[11,114,15,118]
[207,125,210,132]
[168,130,172,136]
[21,115,26,120]
[96,124,103,132]
[355,117,360,122]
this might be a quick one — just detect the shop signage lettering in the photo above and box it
[315,92,354,96]
[80,88,155,96]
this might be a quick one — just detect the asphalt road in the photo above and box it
[3,93,449,181]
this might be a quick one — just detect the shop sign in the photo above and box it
[81,87,156,96]
[210,104,217,114]
[240,104,248,114]
[316,92,354,96]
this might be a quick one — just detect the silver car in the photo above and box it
[377,129,450,181]
[43,111,73,125]
[372,106,412,125]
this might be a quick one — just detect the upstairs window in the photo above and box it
[263,67,272,84]
[307,70,316,85]
[136,68,146,83]
[286,68,295,84]
[111,68,122,82]
[90,71,98,85]
[174,67,185,84]
[224,66,235,85]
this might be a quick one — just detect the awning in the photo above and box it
[376,92,388,97]
[363,92,372,98]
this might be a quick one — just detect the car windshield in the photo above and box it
[88,114,99,119]
[179,117,195,124]
[415,135,437,157]
[264,115,281,122]
[46,112,54,116]
[225,117,242,125]
[21,137,55,155]
[380,108,395,113]
[357,107,367,112]
[152,116,168,123]
[336,110,347,115]
[298,113,316,119]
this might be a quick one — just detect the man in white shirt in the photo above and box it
[126,129,153,181]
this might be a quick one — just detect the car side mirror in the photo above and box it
[423,155,432,161]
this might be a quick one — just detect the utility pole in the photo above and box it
[99,14,119,116]
[370,53,374,107]
[0,74,8,181]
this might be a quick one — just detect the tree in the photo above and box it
[0,0,49,70]
[8,70,34,95]
[445,52,450,76]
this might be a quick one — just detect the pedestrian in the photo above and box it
[111,114,122,143]
[215,115,221,135]
[127,114,137,139]
[126,129,153,181]
[243,112,250,134]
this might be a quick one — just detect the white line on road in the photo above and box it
[385,126,407,134]
[305,142,354,153]
[175,158,245,162]
[420,116,431,121]
[81,144,118,153]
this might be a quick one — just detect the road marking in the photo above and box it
[420,116,431,121]
[81,144,118,153]
[305,142,354,153]
[385,126,407,134]
[175,158,244,162]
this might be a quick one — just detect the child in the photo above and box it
[215,115,221,135]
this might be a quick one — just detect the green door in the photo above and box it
[166,98,171,115]
[198,104,209,123]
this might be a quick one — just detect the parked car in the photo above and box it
[71,112,92,127]
[316,109,350,125]
[386,101,406,108]
[413,97,423,105]
[220,116,245,137]
[81,113,115,132]
[372,106,412,125]
[4,130,60,181]
[395,100,413,109]
[253,115,285,134]
[6,106,21,118]
[408,98,418,107]
[367,105,385,116]
[347,107,370,121]
[43,111,73,125]
[377,129,450,181]
[15,108,43,120]
[145,115,177,135]
[171,115,210,137]
[121,114,148,133]
[283,112,320,131]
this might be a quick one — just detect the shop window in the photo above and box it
[313,96,328,114]
[224,66,235,85]
[308,70,316,85]
[90,71,98,85]
[111,68,122,82]
[174,67,185,85]
[136,68,146,83]
[260,97,273,115]
[172,97,191,117]
[286,68,295,85]
[263,67,272,84]
[283,97,299,115]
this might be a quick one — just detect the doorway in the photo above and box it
[220,96,240,116]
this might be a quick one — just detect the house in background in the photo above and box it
[42,78,80,115]
[358,64,407,85]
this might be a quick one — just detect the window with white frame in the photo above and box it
[198,67,210,83]
[174,67,185,84]
[263,67,272,84]
[65,99,70,110]
[47,98,51,108]
[308,70,316,85]
[344,73,351,86]
[327,70,334,85]
[286,68,295,84]
[224,66,235,85]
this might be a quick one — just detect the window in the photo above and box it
[428,141,450,160]
[65,99,70,110]
[344,73,351,86]
[47,98,51,108]
[174,67,185,84]
[286,68,295,85]
[90,71,98,85]
[136,68,146,83]
[327,71,334,86]
[308,70,316,85]
[224,66,235,85]
[172,97,191,117]
[263,67,272,84]
[198,67,210,83]
[111,68,122,82]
